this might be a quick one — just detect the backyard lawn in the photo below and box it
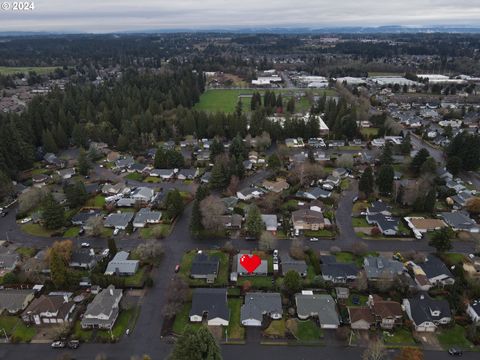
[179,250,229,286]
[0,316,36,342]
[124,266,149,287]
[352,217,370,227]
[125,172,144,181]
[227,298,245,340]
[437,324,474,350]
[86,195,106,208]
[360,128,380,137]
[441,253,466,265]
[238,276,275,290]
[286,319,323,341]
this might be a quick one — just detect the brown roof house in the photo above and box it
[262,178,289,193]
[292,209,325,231]
[367,295,404,329]
[348,306,375,330]
[22,293,76,325]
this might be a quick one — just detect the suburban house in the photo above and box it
[231,253,268,280]
[115,156,134,169]
[466,299,480,324]
[102,182,128,195]
[177,168,199,180]
[419,255,455,286]
[367,295,404,329]
[189,288,230,326]
[22,293,76,325]
[321,262,358,283]
[0,289,35,314]
[348,307,375,330]
[221,214,243,230]
[133,208,162,228]
[81,285,123,330]
[281,259,308,277]
[104,212,134,230]
[295,292,340,329]
[127,163,149,173]
[440,211,479,233]
[0,253,20,272]
[131,187,155,203]
[262,178,289,193]
[69,249,97,270]
[240,292,282,327]
[404,217,446,235]
[190,252,220,283]
[291,209,325,231]
[403,292,451,332]
[71,209,102,227]
[366,200,392,216]
[295,187,331,200]
[366,213,399,236]
[57,168,76,179]
[236,187,265,201]
[150,169,175,179]
[363,256,405,282]
[104,251,139,276]
[261,214,278,232]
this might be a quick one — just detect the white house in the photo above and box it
[466,300,480,324]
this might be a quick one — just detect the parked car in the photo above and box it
[0,211,7,217]
[310,237,319,242]
[102,249,110,257]
[20,217,32,224]
[51,341,66,349]
[81,242,90,248]
[448,348,463,356]
[67,340,80,349]
[113,228,120,236]
[352,196,358,203]
[78,228,85,235]
[174,264,180,273]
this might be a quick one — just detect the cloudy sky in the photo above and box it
[1,0,480,33]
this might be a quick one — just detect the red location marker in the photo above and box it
[239,254,261,274]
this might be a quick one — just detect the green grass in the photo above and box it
[125,172,144,181]
[0,66,59,75]
[264,318,286,337]
[383,328,416,345]
[335,251,356,263]
[124,266,149,287]
[304,229,335,238]
[63,226,80,237]
[340,179,350,190]
[352,217,370,227]
[144,176,162,183]
[139,224,172,239]
[280,199,299,212]
[0,316,36,342]
[360,128,380,137]
[179,250,229,286]
[238,276,275,290]
[437,325,474,350]
[173,303,202,335]
[288,319,323,341]
[346,294,369,306]
[368,72,404,77]
[441,253,466,265]
[21,223,56,237]
[227,298,245,339]
[195,89,335,113]
[15,246,37,259]
[86,195,105,208]
[101,227,114,238]
[338,146,362,151]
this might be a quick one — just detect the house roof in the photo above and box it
[321,263,358,278]
[367,213,399,233]
[295,294,340,326]
[292,209,324,225]
[191,253,219,277]
[348,306,374,324]
[0,253,19,270]
[363,256,405,279]
[241,292,282,323]
[83,285,122,318]
[296,187,331,199]
[104,251,139,275]
[369,295,403,319]
[104,212,134,228]
[261,214,278,229]
[70,249,96,266]
[150,169,175,177]
[71,209,101,224]
[409,218,446,230]
[23,294,75,318]
[0,289,34,312]
[282,259,308,275]
[441,211,478,230]
[368,200,390,214]
[407,292,451,325]
[233,253,268,275]
[133,208,162,224]
[420,255,453,280]
[132,187,154,200]
[189,288,230,321]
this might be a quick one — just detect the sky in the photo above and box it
[0,0,480,33]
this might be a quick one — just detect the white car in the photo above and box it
[310,237,319,242]
[113,228,120,236]
[102,249,110,256]
[81,242,90,248]
[20,217,32,224]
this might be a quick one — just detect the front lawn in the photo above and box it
[63,226,80,237]
[21,223,56,237]
[287,319,323,341]
[263,318,286,338]
[124,266,149,288]
[437,324,474,350]
[227,298,245,340]
[360,128,379,137]
[238,276,275,290]
[144,176,161,183]
[441,253,466,265]
[304,229,335,238]
[179,250,229,286]
[0,316,36,342]
[86,195,106,208]
[352,217,369,227]
[173,303,202,335]
[125,172,144,181]
[140,224,172,239]
[101,227,114,238]
[335,251,378,267]
[15,246,37,259]
[383,328,416,345]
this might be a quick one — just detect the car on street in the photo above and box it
[448,348,463,356]
[102,249,110,257]
[81,242,90,248]
[20,217,32,224]
[310,237,319,242]
[174,264,180,273]
[78,228,85,235]
[67,340,80,349]
[113,228,120,236]
[0,211,7,217]
[352,196,358,203]
[51,341,66,349]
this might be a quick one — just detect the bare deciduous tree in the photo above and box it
[290,238,306,260]
[18,187,49,215]
[86,216,103,237]
[362,339,386,360]
[259,231,276,251]
[200,195,226,231]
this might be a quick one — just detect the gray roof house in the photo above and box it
[190,253,220,283]
[440,211,479,233]
[363,256,405,281]
[0,289,35,314]
[281,259,308,277]
[81,285,123,330]
[295,187,331,200]
[189,288,230,326]
[131,187,154,203]
[0,253,20,271]
[419,255,455,286]
[69,249,97,270]
[241,292,282,326]
[295,292,340,328]
[231,253,268,279]
[366,213,399,236]
[177,168,199,180]
[104,212,134,230]
[402,292,451,332]
[149,169,175,179]
[366,200,391,216]
[133,208,162,228]
[321,263,358,283]
[261,214,278,232]
[71,209,102,226]
[104,251,139,276]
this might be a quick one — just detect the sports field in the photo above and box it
[0,66,59,75]
[194,88,337,113]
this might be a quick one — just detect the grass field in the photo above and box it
[15,246,37,259]
[227,298,245,339]
[287,319,323,341]
[437,325,474,350]
[383,328,416,345]
[0,316,36,342]
[179,250,229,286]
[172,303,202,335]
[0,66,58,75]
[195,89,336,113]
[124,172,144,181]
[86,194,105,208]
[140,224,172,239]
[63,226,80,237]
[21,223,55,237]
[360,128,380,137]
[264,318,286,338]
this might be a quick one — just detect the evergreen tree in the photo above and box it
[429,228,453,253]
[42,129,58,153]
[359,166,374,197]
[400,133,412,155]
[165,189,184,219]
[410,148,430,175]
[108,237,118,256]
[424,188,437,214]
[283,270,302,295]
[376,165,394,195]
[245,205,263,239]
[42,194,65,230]
[286,97,295,113]
[77,148,90,176]
[64,181,88,208]
[209,139,224,161]
[190,199,203,234]
[379,143,393,165]
[267,153,281,170]
[209,161,228,190]
[50,249,68,289]
[446,156,462,176]
[169,326,222,360]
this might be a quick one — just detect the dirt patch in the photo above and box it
[413,332,442,350]
[354,227,374,235]
[126,289,146,297]
[31,324,67,342]
[208,325,223,341]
